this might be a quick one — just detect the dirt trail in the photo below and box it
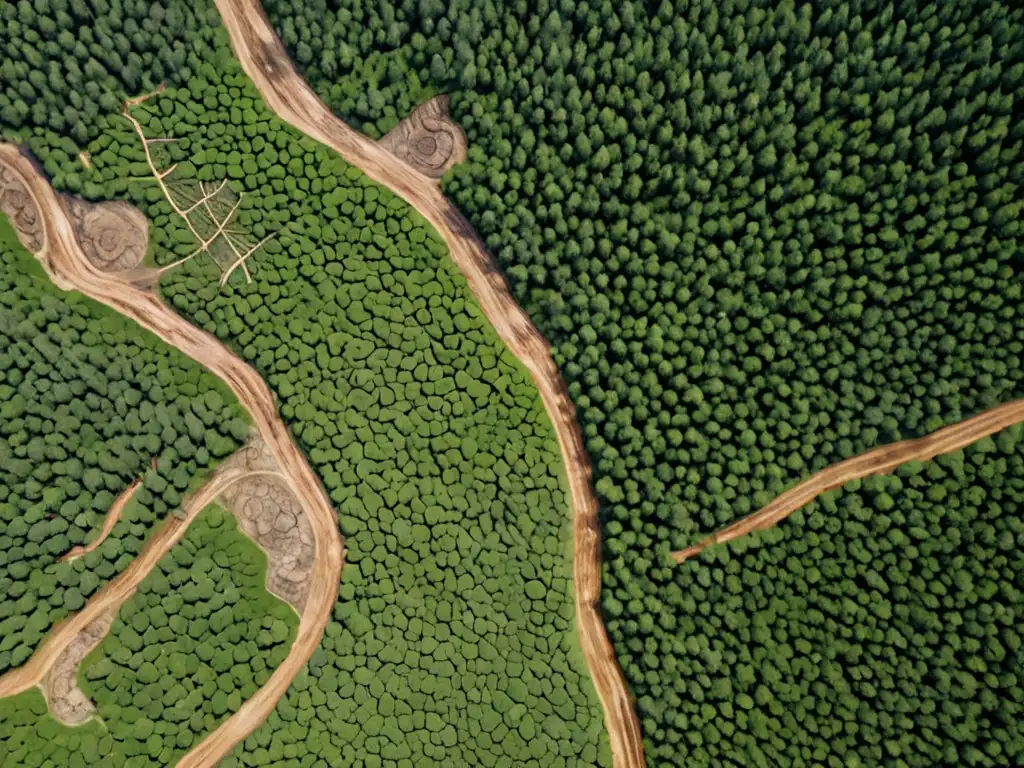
[0,145,344,768]
[59,479,142,563]
[672,400,1024,563]
[211,2,645,765]
[0,462,275,699]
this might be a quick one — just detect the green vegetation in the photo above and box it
[631,425,1024,766]
[0,3,607,764]
[0,215,247,677]
[0,504,298,766]
[259,2,1024,758]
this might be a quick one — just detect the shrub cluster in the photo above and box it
[2,12,609,765]
[0,218,247,676]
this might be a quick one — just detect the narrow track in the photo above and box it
[672,400,1024,563]
[0,145,345,768]
[0,465,276,699]
[59,478,142,563]
[210,2,646,765]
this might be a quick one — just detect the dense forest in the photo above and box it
[628,425,1024,766]
[0,504,298,765]
[254,1,1024,759]
[0,217,247,677]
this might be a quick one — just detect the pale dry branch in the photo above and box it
[220,232,276,287]
[200,181,251,283]
[123,90,276,283]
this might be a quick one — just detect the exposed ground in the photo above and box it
[0,145,344,768]
[672,399,1024,563]
[216,435,315,613]
[59,479,142,563]
[212,2,646,766]
[379,95,468,178]
[0,447,278,701]
[61,196,149,272]
[39,609,115,726]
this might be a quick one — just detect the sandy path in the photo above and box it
[672,399,1024,563]
[0,464,276,699]
[0,146,345,768]
[58,479,143,563]
[209,3,645,766]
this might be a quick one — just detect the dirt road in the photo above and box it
[0,464,277,699]
[59,479,142,563]
[0,145,345,768]
[210,2,645,765]
[672,399,1024,563]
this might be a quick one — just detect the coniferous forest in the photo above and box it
[0,0,1023,766]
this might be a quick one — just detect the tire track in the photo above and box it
[672,400,1024,563]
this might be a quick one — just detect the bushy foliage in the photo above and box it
[0,0,222,148]
[4,9,608,765]
[0,217,247,676]
[622,426,1024,766]
[0,505,297,766]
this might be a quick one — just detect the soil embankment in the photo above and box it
[210,3,645,766]
[673,400,1024,563]
[0,145,344,768]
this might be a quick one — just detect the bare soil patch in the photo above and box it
[0,159,43,252]
[380,95,468,179]
[216,435,315,613]
[39,609,115,726]
[60,196,149,272]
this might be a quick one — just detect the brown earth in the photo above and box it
[39,609,116,726]
[59,479,142,563]
[211,2,645,766]
[0,145,344,767]
[672,399,1024,564]
[60,195,149,272]
[216,434,315,613]
[379,95,468,179]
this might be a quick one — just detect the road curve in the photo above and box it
[0,464,278,699]
[210,1,646,765]
[59,478,143,563]
[0,145,345,768]
[672,399,1024,563]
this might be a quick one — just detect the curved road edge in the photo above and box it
[209,2,646,765]
[0,145,345,768]
[0,465,279,699]
[672,399,1024,563]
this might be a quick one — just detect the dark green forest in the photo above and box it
[632,426,1024,766]
[0,216,247,678]
[0,504,298,765]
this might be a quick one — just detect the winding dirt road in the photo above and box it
[0,145,345,768]
[58,478,142,563]
[672,399,1024,563]
[210,1,645,765]
[0,464,278,699]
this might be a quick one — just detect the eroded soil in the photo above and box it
[380,95,468,178]
[40,609,115,726]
